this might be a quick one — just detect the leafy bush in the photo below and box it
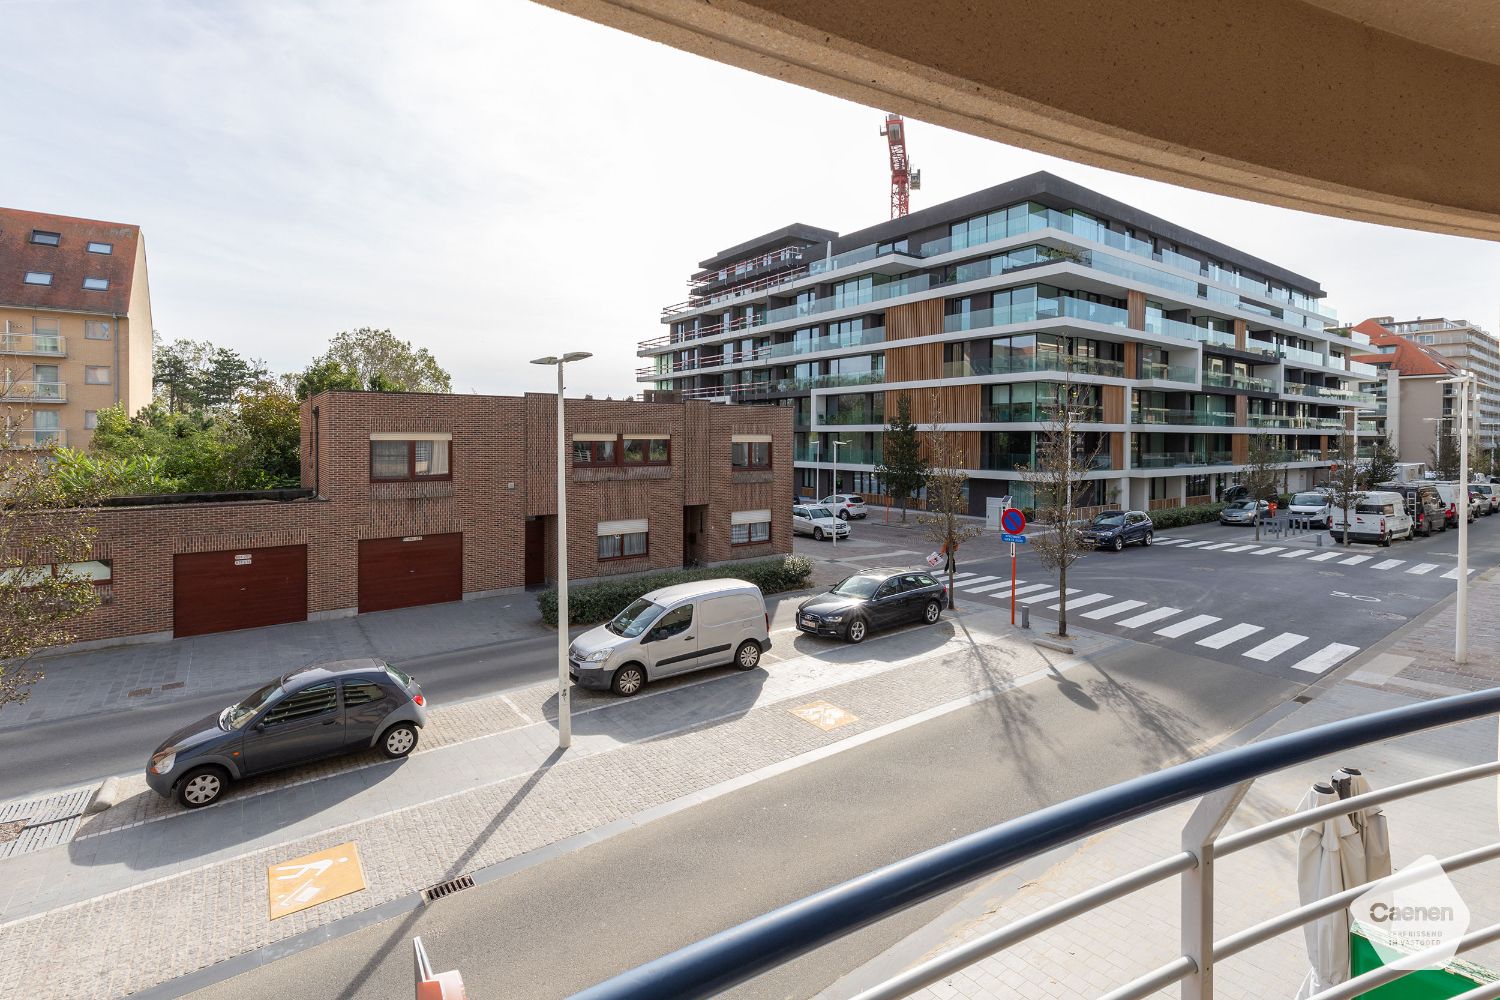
[538,555,813,626]
[1146,502,1227,529]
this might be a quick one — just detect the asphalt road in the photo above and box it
[184,637,1301,1000]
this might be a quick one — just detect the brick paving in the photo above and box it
[0,609,1112,999]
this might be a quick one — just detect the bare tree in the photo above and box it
[917,396,984,609]
[1241,436,1284,542]
[1016,377,1105,638]
[1327,431,1363,546]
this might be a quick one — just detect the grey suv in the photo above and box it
[145,659,428,808]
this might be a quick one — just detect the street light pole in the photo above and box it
[1439,372,1474,664]
[531,351,593,749]
[831,438,850,548]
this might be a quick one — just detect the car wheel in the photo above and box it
[1112,536,1124,552]
[921,600,941,624]
[734,640,761,670]
[611,663,646,696]
[379,722,419,758]
[837,510,850,520]
[846,617,869,643]
[814,527,825,541]
[1380,533,1391,547]
[176,765,228,809]
[1142,531,1154,547]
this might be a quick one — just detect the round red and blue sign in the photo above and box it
[1001,507,1026,535]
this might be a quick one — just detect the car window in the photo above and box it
[224,680,282,730]
[792,505,807,517]
[1093,513,1125,526]
[847,496,863,503]
[263,681,337,724]
[901,574,932,591]
[874,580,901,599]
[1292,493,1326,505]
[343,681,387,707]
[831,574,882,599]
[609,598,666,638]
[384,662,413,687]
[654,604,693,638]
[808,506,834,518]
[913,573,938,587]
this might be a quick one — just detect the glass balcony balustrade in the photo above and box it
[1134,451,1235,468]
[942,353,1125,379]
[1202,370,1274,392]
[1132,407,1236,427]
[982,403,1105,423]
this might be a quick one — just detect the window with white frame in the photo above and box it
[369,432,452,481]
[730,509,772,545]
[84,410,98,430]
[597,519,648,561]
[731,432,773,468]
[84,366,111,384]
[85,320,111,340]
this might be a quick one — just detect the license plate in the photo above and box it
[801,616,817,628]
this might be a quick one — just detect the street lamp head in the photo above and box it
[530,356,560,366]
[833,439,851,446]
[561,351,593,363]
[532,352,594,366]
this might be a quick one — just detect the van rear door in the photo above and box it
[698,592,764,667]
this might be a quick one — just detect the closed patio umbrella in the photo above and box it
[1295,781,1368,999]
[1332,766,1392,882]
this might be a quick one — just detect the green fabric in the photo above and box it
[1350,926,1497,998]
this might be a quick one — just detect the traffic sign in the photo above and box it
[1001,507,1026,534]
[1001,532,1028,544]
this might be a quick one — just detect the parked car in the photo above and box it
[568,580,770,696]
[1219,499,1272,525]
[792,503,850,540]
[1432,483,1476,526]
[1287,491,1333,529]
[1220,484,1251,503]
[796,569,947,643]
[146,659,427,808]
[1329,490,1415,546]
[1469,486,1493,516]
[1376,481,1446,536]
[820,494,869,520]
[1473,483,1500,514]
[1077,510,1154,551]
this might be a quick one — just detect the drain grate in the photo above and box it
[422,875,474,902]
[1293,694,1315,704]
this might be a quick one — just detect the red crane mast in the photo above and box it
[879,113,921,218]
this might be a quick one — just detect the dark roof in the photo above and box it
[1351,318,1461,376]
[698,223,839,270]
[830,171,1325,295]
[0,207,142,314]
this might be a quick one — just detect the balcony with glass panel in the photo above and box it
[1137,361,1199,383]
[1134,451,1235,468]
[0,381,67,403]
[943,354,1125,380]
[1132,407,1236,427]
[0,333,66,357]
[1202,371,1274,392]
[795,442,883,465]
[983,402,1105,423]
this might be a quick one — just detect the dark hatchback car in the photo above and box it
[796,570,947,643]
[1077,510,1154,551]
[146,659,428,808]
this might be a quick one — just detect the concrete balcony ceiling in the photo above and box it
[538,0,1500,240]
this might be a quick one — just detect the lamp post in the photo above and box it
[830,438,850,548]
[531,351,593,749]
[1437,372,1476,664]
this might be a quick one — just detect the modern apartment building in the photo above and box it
[1370,316,1500,451]
[1350,318,1460,467]
[0,207,153,450]
[640,172,1373,514]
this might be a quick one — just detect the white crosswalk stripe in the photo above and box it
[1243,632,1309,661]
[1199,542,1236,551]
[1019,587,1082,604]
[950,572,978,580]
[1441,568,1477,580]
[1196,623,1264,649]
[1152,538,1186,545]
[1249,547,1285,555]
[1224,544,1258,553]
[1372,559,1405,571]
[1009,583,1052,597]
[1051,593,1113,611]
[1339,555,1372,566]
[1306,551,1341,562]
[1116,606,1181,628]
[1407,563,1439,575]
[844,549,919,563]
[965,580,1014,593]
[1289,642,1359,674]
[1155,614,1221,638]
[956,575,1001,589]
[1083,599,1147,620]
[1278,549,1310,559]
[1175,541,1211,549]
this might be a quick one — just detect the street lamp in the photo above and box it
[531,351,593,749]
[1437,371,1476,664]
[830,438,850,548]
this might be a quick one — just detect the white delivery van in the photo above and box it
[1329,490,1414,546]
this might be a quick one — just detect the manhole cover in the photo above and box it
[0,820,27,844]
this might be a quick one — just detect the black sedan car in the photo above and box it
[1077,510,1154,551]
[146,659,428,808]
[796,569,947,643]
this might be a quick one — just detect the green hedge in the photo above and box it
[1146,502,1228,529]
[538,555,814,626]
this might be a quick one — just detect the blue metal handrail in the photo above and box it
[571,687,1500,999]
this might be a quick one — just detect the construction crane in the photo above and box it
[879,113,921,218]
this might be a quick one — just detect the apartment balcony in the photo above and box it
[1245,413,1347,430]
[1281,382,1378,406]
[983,403,1105,423]
[1137,361,1198,382]
[5,428,65,448]
[0,333,66,357]
[677,369,886,401]
[818,408,884,426]
[1135,450,1235,468]
[942,297,1131,336]
[794,444,882,465]
[942,354,1125,380]
[1273,448,1326,463]
[1202,371,1274,392]
[1,381,67,403]
[1132,407,1236,427]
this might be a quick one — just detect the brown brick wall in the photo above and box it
[62,391,793,644]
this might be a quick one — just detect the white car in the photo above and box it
[821,494,869,520]
[1287,491,1332,529]
[1329,490,1415,546]
[793,503,850,540]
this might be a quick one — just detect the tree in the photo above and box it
[1016,377,1105,638]
[0,453,107,707]
[1363,433,1399,489]
[235,381,302,488]
[1430,425,1460,480]
[153,339,267,412]
[196,347,268,410]
[1328,432,1363,546]
[312,328,452,394]
[916,397,983,609]
[1241,437,1284,541]
[294,357,363,401]
[152,346,196,413]
[874,394,927,523]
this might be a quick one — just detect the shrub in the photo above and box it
[538,555,813,626]
[1147,502,1227,530]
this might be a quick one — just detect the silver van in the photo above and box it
[567,579,771,696]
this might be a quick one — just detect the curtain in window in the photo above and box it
[622,532,647,557]
[372,441,408,478]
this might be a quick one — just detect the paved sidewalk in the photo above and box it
[0,606,1115,999]
[824,577,1500,999]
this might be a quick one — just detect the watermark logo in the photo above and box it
[1351,855,1469,970]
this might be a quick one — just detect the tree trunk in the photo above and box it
[1058,562,1068,637]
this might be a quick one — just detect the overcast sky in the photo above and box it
[4,0,1497,399]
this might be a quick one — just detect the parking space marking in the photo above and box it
[1407,563,1439,575]
[1083,599,1147,620]
[1249,547,1285,555]
[1307,552,1341,562]
[1441,567,1476,580]
[1175,541,1211,549]
[1224,544,1258,553]
[1339,555,1372,566]
[1289,642,1359,675]
[1018,587,1083,604]
[965,580,1014,593]
[1196,623,1264,649]
[1116,606,1181,628]
[1372,559,1405,570]
[1051,593,1112,611]
[1200,542,1237,550]
[1278,549,1311,558]
[1244,632,1309,662]
[1155,614,1221,638]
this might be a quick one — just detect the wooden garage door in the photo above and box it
[173,545,308,638]
[357,533,463,614]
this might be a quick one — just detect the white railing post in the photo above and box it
[1180,781,1254,1000]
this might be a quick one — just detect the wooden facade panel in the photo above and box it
[1232,435,1250,464]
[889,384,981,425]
[1127,290,1147,331]
[1233,319,1247,350]
[1109,432,1125,470]
[884,342,942,384]
[1101,385,1125,424]
[1123,342,1138,378]
[1234,395,1248,424]
[885,298,944,341]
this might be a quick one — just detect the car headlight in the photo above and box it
[583,648,611,663]
[823,614,844,623]
[150,750,177,774]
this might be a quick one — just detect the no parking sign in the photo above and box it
[1000,507,1026,536]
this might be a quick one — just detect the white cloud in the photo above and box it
[2,0,1496,399]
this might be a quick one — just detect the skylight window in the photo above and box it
[29,231,60,246]
[82,277,109,291]
[87,241,113,255]
[23,272,52,285]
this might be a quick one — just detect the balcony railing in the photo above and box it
[4,428,65,448]
[1202,371,1273,392]
[982,403,1104,423]
[818,408,885,426]
[0,381,66,403]
[637,327,889,380]
[1137,361,1198,382]
[1135,451,1235,468]
[942,297,1132,335]
[1246,413,1347,430]
[795,444,883,465]
[1133,407,1236,427]
[0,333,66,357]
[942,354,1126,379]
[1273,449,1326,463]
[1282,382,1379,406]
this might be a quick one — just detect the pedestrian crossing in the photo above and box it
[944,570,1362,676]
[1149,536,1475,580]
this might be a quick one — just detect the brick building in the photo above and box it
[62,390,792,646]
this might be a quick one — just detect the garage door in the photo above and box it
[173,545,308,638]
[358,533,463,614]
